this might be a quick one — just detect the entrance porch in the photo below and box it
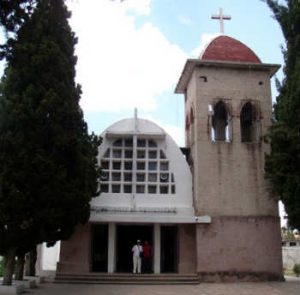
[57,222,197,275]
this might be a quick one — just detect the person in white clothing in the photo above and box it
[132,240,143,273]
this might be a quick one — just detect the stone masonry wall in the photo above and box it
[196,216,283,281]
[178,224,196,273]
[57,223,91,273]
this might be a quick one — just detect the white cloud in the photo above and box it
[191,33,219,58]
[178,15,191,25]
[163,123,184,147]
[68,0,187,112]
[119,0,151,15]
[143,115,184,146]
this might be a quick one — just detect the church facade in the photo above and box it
[57,35,283,281]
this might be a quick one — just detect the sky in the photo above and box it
[66,0,285,146]
[0,0,288,225]
[0,0,285,146]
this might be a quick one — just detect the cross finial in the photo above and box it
[211,8,231,34]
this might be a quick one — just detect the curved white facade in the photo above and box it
[90,117,204,223]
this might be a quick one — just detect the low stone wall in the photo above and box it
[282,246,300,270]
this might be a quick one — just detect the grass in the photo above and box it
[284,268,298,277]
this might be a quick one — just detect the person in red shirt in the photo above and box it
[142,240,152,273]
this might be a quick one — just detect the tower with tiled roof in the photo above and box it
[175,34,283,281]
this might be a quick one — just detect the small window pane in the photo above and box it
[124,138,133,147]
[160,150,166,159]
[160,186,168,194]
[148,150,157,159]
[124,173,132,181]
[113,139,122,147]
[148,140,157,147]
[137,139,146,147]
[103,149,110,158]
[112,185,120,193]
[148,162,157,171]
[101,160,109,169]
[148,173,157,182]
[100,184,109,193]
[112,172,121,181]
[136,173,145,182]
[148,185,156,194]
[113,149,122,158]
[171,185,176,194]
[137,150,145,159]
[160,162,169,171]
[125,150,133,159]
[160,173,169,182]
[124,162,132,170]
[112,161,121,170]
[171,173,175,182]
[124,185,132,193]
[137,162,145,170]
[136,185,145,193]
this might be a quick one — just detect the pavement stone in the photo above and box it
[23,277,300,295]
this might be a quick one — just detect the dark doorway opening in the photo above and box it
[116,225,153,273]
[161,226,178,273]
[91,224,108,272]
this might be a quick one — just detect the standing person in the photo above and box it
[143,240,152,273]
[132,240,143,274]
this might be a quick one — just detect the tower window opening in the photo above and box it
[240,102,258,142]
[212,101,229,141]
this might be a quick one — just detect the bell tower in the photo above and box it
[176,35,283,281]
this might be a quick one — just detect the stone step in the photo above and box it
[55,272,200,285]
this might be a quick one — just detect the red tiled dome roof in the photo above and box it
[201,35,261,64]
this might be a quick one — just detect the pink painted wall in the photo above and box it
[196,216,283,281]
[57,223,91,273]
[178,224,196,273]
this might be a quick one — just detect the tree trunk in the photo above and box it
[27,248,37,276]
[2,248,16,285]
[14,253,25,281]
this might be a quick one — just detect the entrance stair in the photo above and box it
[55,272,200,285]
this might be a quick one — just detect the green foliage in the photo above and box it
[0,0,100,261]
[265,0,300,230]
[281,227,297,240]
[0,0,35,32]
[0,0,36,59]
[293,263,300,276]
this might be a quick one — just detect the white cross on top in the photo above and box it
[211,8,231,34]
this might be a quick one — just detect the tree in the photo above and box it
[0,0,36,59]
[0,0,100,285]
[0,0,35,32]
[265,0,300,230]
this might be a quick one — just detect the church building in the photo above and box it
[56,31,283,281]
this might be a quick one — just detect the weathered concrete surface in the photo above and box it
[282,246,300,269]
[196,216,283,281]
[0,283,24,295]
[19,276,300,295]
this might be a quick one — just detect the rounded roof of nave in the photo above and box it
[200,35,261,64]
[104,118,165,136]
[100,117,192,185]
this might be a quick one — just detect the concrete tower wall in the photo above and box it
[185,64,283,281]
[186,66,277,216]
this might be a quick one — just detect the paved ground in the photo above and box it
[25,277,300,295]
